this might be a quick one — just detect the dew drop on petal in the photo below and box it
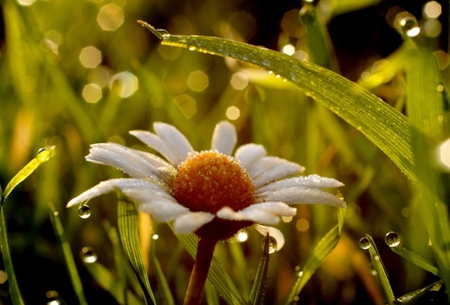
[385,231,400,247]
[80,247,98,263]
[78,204,91,219]
[359,237,371,250]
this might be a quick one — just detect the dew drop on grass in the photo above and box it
[80,247,98,263]
[46,290,61,305]
[385,231,400,247]
[156,29,170,39]
[188,45,197,51]
[78,204,91,219]
[400,17,420,37]
[262,235,278,254]
[359,237,371,250]
[36,146,55,162]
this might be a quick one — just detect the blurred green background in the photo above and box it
[0,0,448,304]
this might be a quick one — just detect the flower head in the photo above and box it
[67,121,345,249]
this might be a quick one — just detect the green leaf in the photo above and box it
[48,203,87,305]
[3,146,55,201]
[249,234,271,305]
[285,209,345,304]
[390,246,441,278]
[365,234,396,304]
[138,21,415,183]
[150,238,175,305]
[117,200,156,305]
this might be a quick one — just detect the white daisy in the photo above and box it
[67,121,345,250]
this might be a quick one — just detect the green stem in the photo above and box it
[184,238,217,305]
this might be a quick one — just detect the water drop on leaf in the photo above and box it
[385,231,401,247]
[78,204,91,219]
[262,235,278,254]
[359,237,371,250]
[156,29,170,39]
[80,247,97,263]
[400,16,420,37]
[188,45,197,51]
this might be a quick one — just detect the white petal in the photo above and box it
[253,224,285,251]
[217,202,296,225]
[173,212,215,234]
[250,157,304,188]
[67,178,162,207]
[257,188,346,208]
[139,200,189,221]
[234,144,266,172]
[86,143,164,180]
[257,174,344,194]
[211,121,237,155]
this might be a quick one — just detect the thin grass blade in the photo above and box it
[117,200,155,305]
[390,246,441,278]
[396,280,443,304]
[150,238,175,305]
[249,234,271,305]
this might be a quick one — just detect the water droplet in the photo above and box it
[156,29,170,39]
[400,17,420,37]
[78,204,91,219]
[46,290,61,305]
[261,235,278,254]
[385,231,401,247]
[80,247,98,263]
[36,146,55,162]
[188,45,197,51]
[297,271,303,278]
[152,234,159,240]
[359,237,371,250]
[268,70,274,74]
[53,211,59,216]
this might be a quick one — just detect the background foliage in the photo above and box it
[0,0,448,304]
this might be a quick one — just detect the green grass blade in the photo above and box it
[3,146,55,201]
[138,21,415,183]
[117,200,155,305]
[390,246,441,278]
[249,234,271,305]
[83,260,142,305]
[396,280,443,304]
[48,203,88,305]
[171,226,247,305]
[285,209,345,304]
[151,238,175,305]
[365,234,396,304]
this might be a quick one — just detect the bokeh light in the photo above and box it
[82,83,103,103]
[16,0,36,6]
[187,70,209,92]
[173,94,196,119]
[109,71,138,98]
[97,4,124,31]
[281,44,296,56]
[436,138,450,171]
[423,1,441,18]
[225,106,240,120]
[230,72,249,90]
[79,46,102,68]
[296,218,310,232]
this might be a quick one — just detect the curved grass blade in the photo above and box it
[117,200,155,305]
[390,246,441,278]
[150,238,175,305]
[365,234,395,304]
[83,260,142,305]
[170,225,247,305]
[396,280,443,304]
[138,21,415,183]
[48,203,87,305]
[285,209,345,304]
[249,234,271,305]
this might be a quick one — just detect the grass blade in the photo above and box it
[48,203,87,305]
[150,238,175,305]
[249,234,271,305]
[390,246,441,278]
[117,200,155,305]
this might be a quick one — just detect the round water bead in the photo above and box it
[384,231,401,248]
[261,235,278,254]
[359,237,371,250]
[80,247,98,263]
[78,204,91,219]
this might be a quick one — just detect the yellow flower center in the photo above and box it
[172,151,255,214]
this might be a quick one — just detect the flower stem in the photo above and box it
[184,237,217,305]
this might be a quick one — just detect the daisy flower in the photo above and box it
[67,121,345,304]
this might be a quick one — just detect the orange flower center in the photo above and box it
[172,151,255,214]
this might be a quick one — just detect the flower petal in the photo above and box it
[253,224,285,251]
[217,202,296,225]
[257,188,346,208]
[256,174,344,194]
[234,143,266,172]
[86,143,165,181]
[67,178,163,207]
[173,212,215,234]
[249,157,304,188]
[139,200,189,221]
[211,121,237,155]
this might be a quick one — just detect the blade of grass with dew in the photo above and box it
[138,21,415,183]
[390,246,441,278]
[205,282,220,305]
[170,224,247,305]
[249,234,271,305]
[150,238,175,305]
[0,146,55,305]
[285,209,345,304]
[365,234,395,304]
[48,203,87,305]
[83,260,142,305]
[404,48,450,299]
[117,199,156,305]
[396,280,443,304]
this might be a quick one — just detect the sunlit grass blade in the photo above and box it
[48,203,87,305]
[396,280,443,304]
[171,226,247,305]
[138,21,415,183]
[365,234,395,304]
[390,246,441,278]
[2,146,55,201]
[117,200,156,305]
[83,260,142,305]
[404,48,450,300]
[205,282,220,305]
[229,241,251,299]
[249,234,271,305]
[150,238,175,305]
[285,209,345,304]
